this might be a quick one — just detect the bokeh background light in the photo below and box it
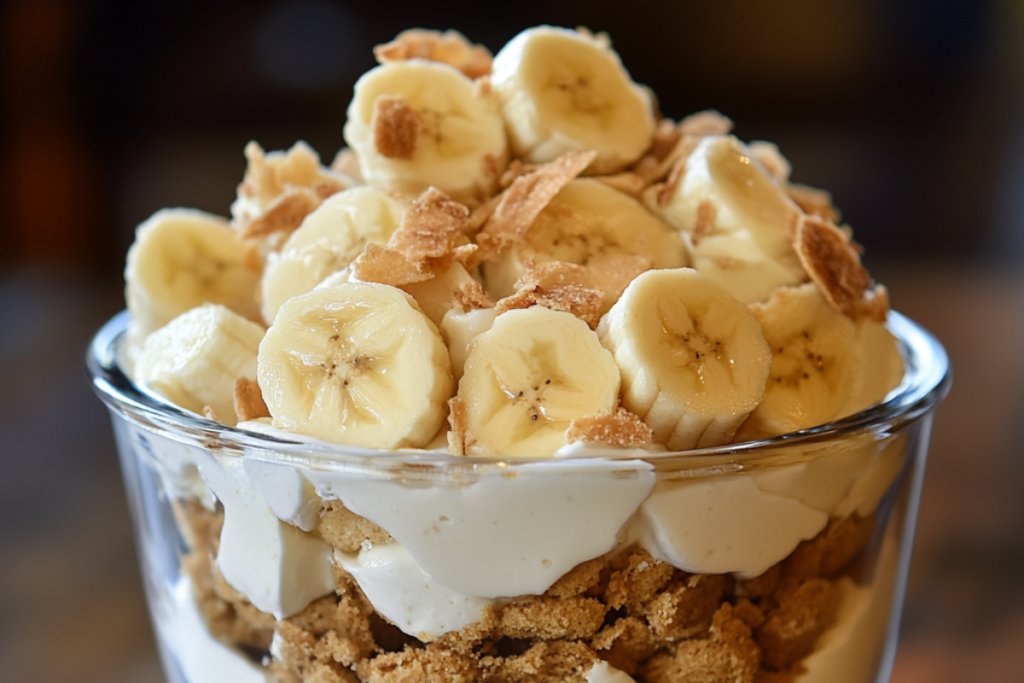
[1,1,1022,681]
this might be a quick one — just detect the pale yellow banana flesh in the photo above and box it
[257,283,452,449]
[459,307,620,456]
[598,268,772,451]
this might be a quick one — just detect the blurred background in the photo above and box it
[1,0,1022,681]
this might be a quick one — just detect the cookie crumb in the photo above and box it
[351,243,433,287]
[590,617,657,675]
[642,603,761,683]
[234,377,270,422]
[604,547,676,615]
[389,187,470,262]
[645,574,732,641]
[756,578,840,671]
[495,260,604,329]
[372,95,423,160]
[794,215,880,320]
[786,183,840,223]
[499,596,607,641]
[565,408,653,448]
[374,29,492,80]
[319,501,393,554]
[447,397,474,456]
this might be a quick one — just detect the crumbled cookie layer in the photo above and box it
[173,499,880,683]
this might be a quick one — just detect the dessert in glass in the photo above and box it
[88,26,950,683]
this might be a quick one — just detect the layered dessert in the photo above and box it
[115,26,915,683]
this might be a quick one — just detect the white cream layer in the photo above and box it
[157,578,274,683]
[586,660,638,683]
[335,543,494,639]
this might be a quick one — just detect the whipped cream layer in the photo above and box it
[125,415,908,634]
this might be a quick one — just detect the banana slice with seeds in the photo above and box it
[344,60,508,202]
[598,268,772,450]
[491,26,655,174]
[458,307,620,456]
[257,283,453,449]
[742,283,865,439]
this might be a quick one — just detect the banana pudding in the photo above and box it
[94,24,950,683]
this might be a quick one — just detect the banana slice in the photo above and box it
[490,26,655,174]
[343,60,508,202]
[597,268,772,450]
[440,307,498,383]
[134,304,266,426]
[843,318,904,416]
[458,307,620,456]
[257,283,453,449]
[658,136,807,304]
[125,208,261,341]
[260,187,406,324]
[482,178,687,310]
[743,283,865,438]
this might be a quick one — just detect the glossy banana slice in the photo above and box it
[597,268,772,450]
[257,283,453,449]
[491,26,655,174]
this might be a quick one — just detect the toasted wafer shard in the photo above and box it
[350,243,433,286]
[372,95,423,160]
[477,150,597,258]
[389,187,470,261]
[794,216,878,320]
[566,408,653,447]
[748,141,791,182]
[234,377,270,422]
[494,260,604,328]
[374,29,493,80]
[452,281,494,312]
[787,183,841,223]
[239,187,321,239]
[448,397,473,456]
[642,603,760,683]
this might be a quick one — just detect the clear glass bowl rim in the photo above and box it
[87,309,951,478]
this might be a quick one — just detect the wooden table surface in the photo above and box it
[1,261,1021,683]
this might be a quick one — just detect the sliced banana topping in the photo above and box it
[458,307,620,456]
[125,208,261,342]
[843,318,904,416]
[135,304,265,426]
[344,60,508,202]
[257,283,453,449]
[491,26,655,174]
[743,283,865,438]
[260,187,406,324]
[483,178,686,310]
[598,268,772,450]
[658,135,807,304]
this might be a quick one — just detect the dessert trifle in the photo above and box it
[88,26,950,683]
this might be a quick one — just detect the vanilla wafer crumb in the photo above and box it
[565,407,653,447]
[374,29,492,80]
[482,640,597,683]
[498,596,607,640]
[589,617,657,675]
[756,578,840,671]
[372,95,423,160]
[319,500,392,553]
[642,603,761,683]
[495,260,604,329]
[604,546,677,615]
[234,377,270,422]
[645,573,732,641]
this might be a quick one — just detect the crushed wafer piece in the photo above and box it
[678,110,734,137]
[794,215,879,320]
[372,95,424,160]
[495,261,604,329]
[477,151,597,258]
[738,563,784,599]
[545,557,607,599]
[452,281,494,313]
[234,377,270,422]
[374,29,492,80]
[202,405,222,423]
[590,617,657,675]
[756,578,840,671]
[565,408,653,448]
[331,148,363,182]
[239,186,322,239]
[351,243,433,286]
[733,599,766,630]
[389,188,470,261]
[357,647,479,683]
[604,546,676,615]
[319,500,393,554]
[692,200,717,246]
[463,193,501,238]
[498,596,607,641]
[447,397,473,456]
[482,640,598,683]
[646,574,732,641]
[783,514,875,581]
[748,141,791,183]
[643,603,761,683]
[500,159,539,188]
[786,183,840,223]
